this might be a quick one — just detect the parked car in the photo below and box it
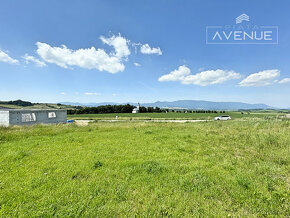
[214,115,231,121]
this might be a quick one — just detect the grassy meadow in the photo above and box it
[68,111,284,120]
[0,120,289,216]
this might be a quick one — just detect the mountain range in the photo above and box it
[60,100,274,110]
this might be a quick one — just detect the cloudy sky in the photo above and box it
[0,0,290,107]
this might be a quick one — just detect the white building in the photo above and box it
[132,103,140,113]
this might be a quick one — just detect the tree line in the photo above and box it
[0,100,33,107]
[67,104,165,114]
[67,104,226,114]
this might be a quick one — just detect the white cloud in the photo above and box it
[140,43,162,55]
[158,65,241,86]
[0,50,18,64]
[36,34,130,74]
[134,62,141,67]
[182,69,241,86]
[158,65,191,82]
[112,93,119,96]
[239,69,280,87]
[279,78,290,84]
[100,34,130,59]
[60,92,66,95]
[22,54,47,67]
[84,92,101,96]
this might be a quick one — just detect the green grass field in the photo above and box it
[0,120,289,216]
[68,111,283,120]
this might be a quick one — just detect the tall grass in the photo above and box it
[0,120,289,216]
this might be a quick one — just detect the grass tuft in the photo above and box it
[140,161,165,175]
[93,161,103,169]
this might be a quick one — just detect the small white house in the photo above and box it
[132,103,140,113]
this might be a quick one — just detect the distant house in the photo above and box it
[132,103,140,113]
[0,109,67,127]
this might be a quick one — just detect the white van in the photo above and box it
[214,115,231,121]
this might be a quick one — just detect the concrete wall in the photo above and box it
[0,111,9,127]
[9,110,67,125]
[0,109,67,126]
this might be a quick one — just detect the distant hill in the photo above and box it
[0,99,275,110]
[142,100,274,110]
[60,100,274,110]
[60,102,121,107]
[1,100,33,107]
[0,100,78,110]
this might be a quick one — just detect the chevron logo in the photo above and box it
[236,14,249,24]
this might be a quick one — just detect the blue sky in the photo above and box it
[0,0,290,107]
